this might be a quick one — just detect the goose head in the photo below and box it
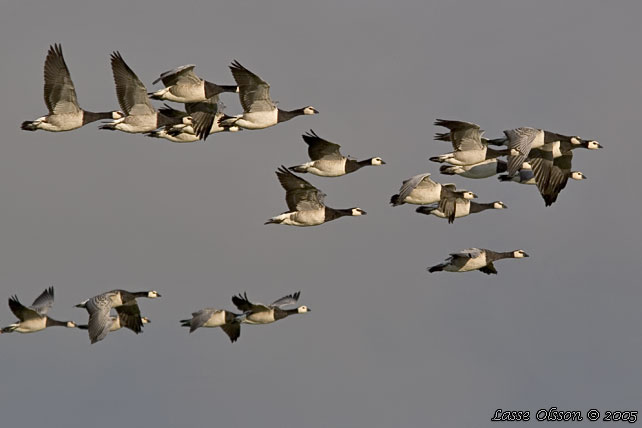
[571,171,587,180]
[147,290,161,298]
[512,250,529,258]
[303,106,319,115]
[493,201,508,209]
[66,321,77,328]
[370,157,386,166]
[351,208,367,216]
[462,191,477,200]
[297,306,310,314]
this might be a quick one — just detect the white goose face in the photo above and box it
[297,306,310,314]
[493,201,507,209]
[147,290,161,298]
[112,111,125,119]
[351,208,367,216]
[67,321,77,328]
[371,157,385,166]
[513,250,529,258]
[303,106,319,115]
[571,171,587,180]
[462,191,477,200]
[587,140,601,150]
[141,317,151,324]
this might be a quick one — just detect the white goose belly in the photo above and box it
[235,110,278,130]
[245,311,276,324]
[447,254,488,272]
[204,311,227,328]
[405,186,442,205]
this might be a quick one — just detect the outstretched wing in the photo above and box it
[8,296,40,321]
[276,166,325,211]
[43,44,80,115]
[110,51,155,116]
[270,291,301,308]
[302,130,343,160]
[229,60,275,112]
[232,293,270,313]
[30,286,55,315]
[220,322,241,343]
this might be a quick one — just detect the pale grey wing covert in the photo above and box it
[270,291,301,308]
[397,173,433,203]
[153,64,199,86]
[85,293,116,344]
[30,286,55,315]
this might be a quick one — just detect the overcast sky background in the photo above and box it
[1,1,641,427]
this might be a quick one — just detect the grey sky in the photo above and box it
[1,1,641,426]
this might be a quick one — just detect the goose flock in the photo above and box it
[6,43,602,343]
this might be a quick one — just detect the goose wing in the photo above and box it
[229,60,275,112]
[85,293,116,344]
[30,286,55,315]
[276,166,325,211]
[114,304,144,333]
[110,51,155,116]
[187,308,220,332]
[449,248,483,260]
[302,130,343,160]
[434,119,484,151]
[186,96,221,139]
[270,291,301,308]
[504,127,541,176]
[530,148,574,206]
[43,44,80,115]
[232,293,270,313]
[220,322,241,343]
[153,64,200,86]
[397,173,433,203]
[8,296,41,321]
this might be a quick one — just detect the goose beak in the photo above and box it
[523,252,530,257]
[381,160,387,165]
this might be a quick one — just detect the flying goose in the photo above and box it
[416,200,506,222]
[1,287,76,334]
[213,60,318,130]
[149,64,237,103]
[527,145,588,206]
[429,120,495,166]
[145,99,240,142]
[440,159,508,179]
[428,248,529,275]
[390,173,460,206]
[99,52,184,133]
[231,291,309,325]
[289,130,385,176]
[265,166,366,227]
[180,308,241,342]
[75,289,160,344]
[21,44,123,132]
